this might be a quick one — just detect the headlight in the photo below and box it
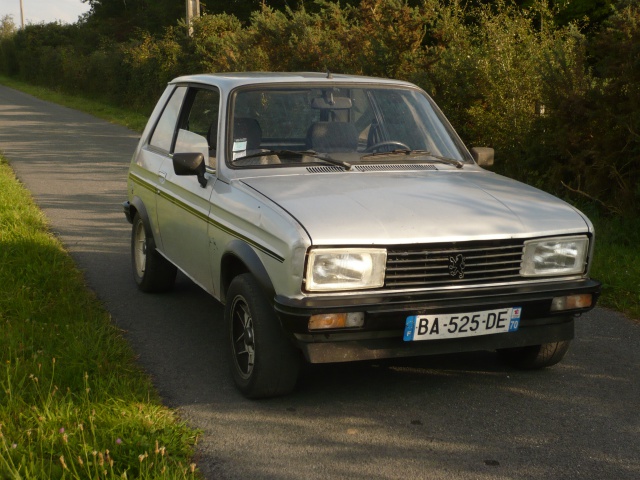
[305,248,387,291]
[520,236,589,277]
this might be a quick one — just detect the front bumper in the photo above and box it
[273,279,601,363]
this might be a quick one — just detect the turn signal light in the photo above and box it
[550,294,593,312]
[308,312,364,330]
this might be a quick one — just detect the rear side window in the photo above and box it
[149,86,187,152]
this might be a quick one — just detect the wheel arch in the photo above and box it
[221,240,275,305]
[128,197,155,237]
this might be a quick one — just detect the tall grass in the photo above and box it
[0,155,200,478]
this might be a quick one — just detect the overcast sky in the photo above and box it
[1,0,91,26]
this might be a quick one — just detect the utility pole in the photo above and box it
[186,0,200,37]
[19,0,25,28]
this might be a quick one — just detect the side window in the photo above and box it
[176,87,220,166]
[149,86,187,152]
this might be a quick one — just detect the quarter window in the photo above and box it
[149,86,187,152]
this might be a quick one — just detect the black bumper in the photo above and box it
[123,201,133,224]
[273,279,601,363]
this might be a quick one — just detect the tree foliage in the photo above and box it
[0,15,17,39]
[539,3,640,214]
[81,0,184,38]
[0,0,637,215]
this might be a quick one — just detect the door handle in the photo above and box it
[158,170,167,184]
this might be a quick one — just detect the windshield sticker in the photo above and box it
[233,138,247,160]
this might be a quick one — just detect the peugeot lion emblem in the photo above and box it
[449,254,466,278]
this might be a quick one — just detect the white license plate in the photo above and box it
[403,307,521,342]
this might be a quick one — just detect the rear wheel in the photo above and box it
[131,213,177,293]
[498,341,571,369]
[226,274,301,398]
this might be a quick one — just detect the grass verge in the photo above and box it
[0,155,200,477]
[588,210,640,321]
[0,75,148,132]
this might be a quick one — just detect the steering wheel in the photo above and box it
[364,140,410,153]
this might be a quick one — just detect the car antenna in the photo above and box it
[326,69,333,79]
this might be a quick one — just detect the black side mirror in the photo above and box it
[470,147,494,167]
[173,152,207,188]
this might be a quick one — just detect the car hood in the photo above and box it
[240,170,590,245]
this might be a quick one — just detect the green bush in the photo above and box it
[0,0,637,214]
[121,28,185,111]
[538,4,640,215]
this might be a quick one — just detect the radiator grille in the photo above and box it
[385,239,525,289]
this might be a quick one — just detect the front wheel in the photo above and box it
[131,213,177,293]
[226,274,301,398]
[498,341,571,369]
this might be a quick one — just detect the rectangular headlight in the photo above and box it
[305,248,387,291]
[520,236,589,277]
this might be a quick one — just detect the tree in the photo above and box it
[81,0,185,38]
[0,15,17,39]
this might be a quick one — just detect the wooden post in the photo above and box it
[186,0,200,36]
[19,0,25,28]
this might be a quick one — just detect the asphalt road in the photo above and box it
[1,84,639,480]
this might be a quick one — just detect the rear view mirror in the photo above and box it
[311,96,352,109]
[471,147,494,167]
[173,152,207,188]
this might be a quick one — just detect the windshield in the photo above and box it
[228,85,470,168]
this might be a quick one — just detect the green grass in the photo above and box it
[0,75,148,132]
[0,156,200,477]
[589,211,640,321]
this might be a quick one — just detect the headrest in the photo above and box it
[233,118,262,150]
[308,122,358,153]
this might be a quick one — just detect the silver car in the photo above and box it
[123,72,600,398]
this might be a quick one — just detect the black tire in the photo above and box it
[226,273,301,398]
[498,341,571,369]
[131,213,177,293]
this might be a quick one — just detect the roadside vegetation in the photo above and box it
[0,155,200,478]
[1,0,638,217]
[0,75,148,131]
[588,210,640,320]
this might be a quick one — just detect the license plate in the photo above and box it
[403,307,521,342]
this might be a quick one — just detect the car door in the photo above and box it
[133,86,187,251]
[155,86,221,294]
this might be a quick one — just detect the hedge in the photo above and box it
[1,0,638,215]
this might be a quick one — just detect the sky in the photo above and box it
[1,0,91,26]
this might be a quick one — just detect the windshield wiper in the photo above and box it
[360,149,464,169]
[234,149,352,170]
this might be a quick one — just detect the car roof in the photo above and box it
[169,72,417,90]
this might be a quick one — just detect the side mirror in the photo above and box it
[173,152,207,188]
[470,147,494,167]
